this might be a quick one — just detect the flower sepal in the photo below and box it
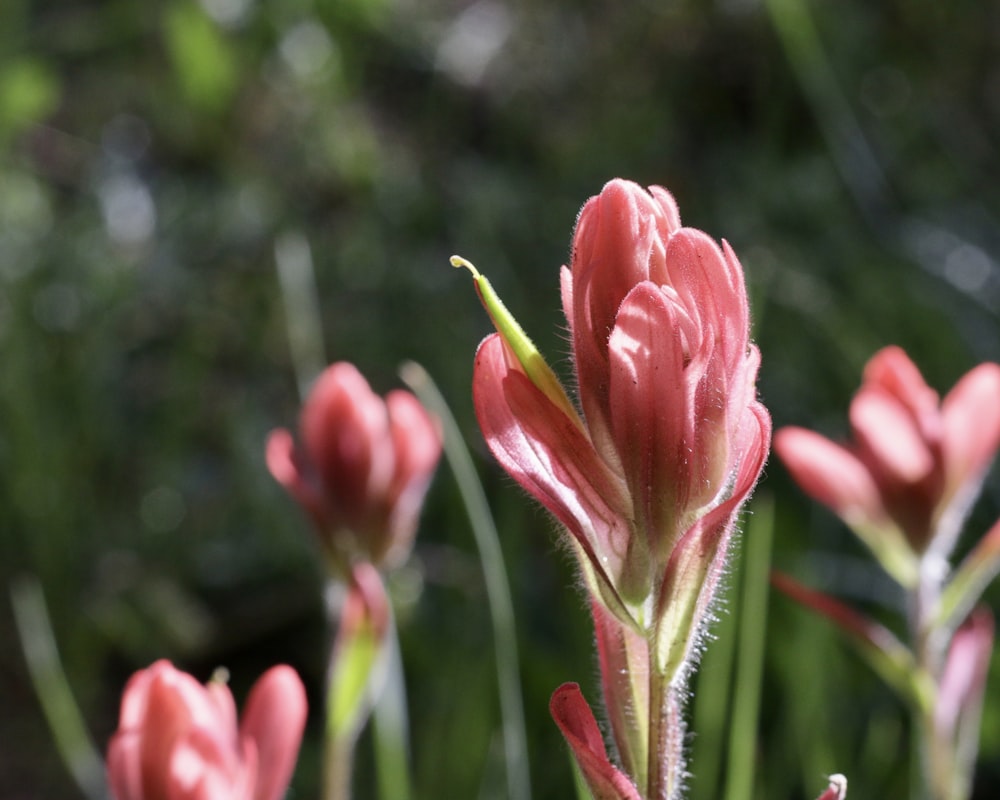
[453,255,582,425]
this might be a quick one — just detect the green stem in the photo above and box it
[645,666,684,800]
[274,230,327,396]
[724,496,775,800]
[908,562,956,800]
[689,584,738,800]
[372,615,413,800]
[10,575,107,800]
[400,361,532,800]
[322,711,354,800]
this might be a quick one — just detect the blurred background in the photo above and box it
[3,0,1000,797]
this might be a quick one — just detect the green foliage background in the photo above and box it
[2,0,1000,797]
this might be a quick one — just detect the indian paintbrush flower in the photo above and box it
[775,347,1000,800]
[466,178,770,667]
[267,361,442,577]
[774,346,1000,587]
[107,660,307,800]
[460,178,771,799]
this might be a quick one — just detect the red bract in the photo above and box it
[775,347,1000,584]
[473,179,770,629]
[550,683,642,800]
[106,661,307,800]
[267,362,442,575]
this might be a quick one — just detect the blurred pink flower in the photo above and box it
[775,347,1000,580]
[473,178,770,628]
[107,660,307,800]
[267,362,442,575]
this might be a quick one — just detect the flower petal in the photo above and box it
[936,606,994,742]
[850,386,935,486]
[863,346,940,442]
[774,427,886,528]
[376,389,442,564]
[107,730,144,800]
[608,282,690,555]
[661,229,749,372]
[169,726,242,800]
[569,181,663,457]
[301,362,394,525]
[941,362,1000,503]
[239,666,308,800]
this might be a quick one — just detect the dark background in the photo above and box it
[3,0,1000,797]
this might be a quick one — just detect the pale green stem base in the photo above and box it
[322,717,354,800]
[372,616,412,800]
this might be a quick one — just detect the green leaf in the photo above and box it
[938,518,1000,636]
[0,57,59,138]
[163,2,238,112]
[771,571,934,714]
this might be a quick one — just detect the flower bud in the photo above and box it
[267,362,442,575]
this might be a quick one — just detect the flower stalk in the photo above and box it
[775,347,1000,800]
[267,361,442,800]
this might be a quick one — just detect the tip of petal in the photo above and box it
[774,426,884,525]
[240,666,308,800]
[265,429,299,488]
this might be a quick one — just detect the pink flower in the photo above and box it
[775,347,1000,583]
[107,661,307,800]
[472,179,770,630]
[267,362,442,575]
